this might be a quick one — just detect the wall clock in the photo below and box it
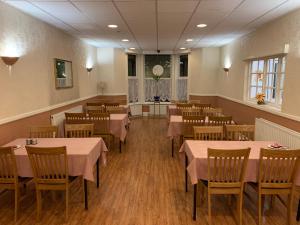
[152,64,164,76]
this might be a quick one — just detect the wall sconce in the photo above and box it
[86,67,93,73]
[1,56,19,66]
[223,67,229,76]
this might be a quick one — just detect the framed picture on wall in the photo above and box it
[54,58,73,89]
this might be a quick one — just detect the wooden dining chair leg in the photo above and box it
[171,139,174,157]
[193,184,197,220]
[258,193,262,225]
[14,187,19,222]
[208,192,212,225]
[296,199,300,221]
[237,193,243,225]
[185,154,188,192]
[288,190,294,225]
[66,188,69,221]
[36,190,42,220]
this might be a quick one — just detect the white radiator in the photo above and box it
[255,118,300,149]
[50,105,83,137]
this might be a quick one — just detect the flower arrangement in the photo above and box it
[256,93,265,105]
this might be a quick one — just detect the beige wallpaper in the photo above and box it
[0,2,99,120]
[188,48,220,95]
[218,8,300,117]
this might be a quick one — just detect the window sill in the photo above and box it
[246,100,281,112]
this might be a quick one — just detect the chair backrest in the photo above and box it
[182,115,206,137]
[193,103,211,110]
[64,124,94,138]
[106,106,125,114]
[176,103,193,115]
[188,99,201,104]
[208,116,233,126]
[182,109,202,117]
[89,112,110,135]
[207,148,250,187]
[225,125,255,141]
[203,108,223,117]
[65,113,88,124]
[0,147,18,184]
[86,105,106,113]
[104,102,120,108]
[26,146,68,184]
[193,126,223,140]
[258,149,300,188]
[86,102,104,107]
[30,126,58,138]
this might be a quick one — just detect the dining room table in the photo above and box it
[4,137,108,210]
[179,140,300,220]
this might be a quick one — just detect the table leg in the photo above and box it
[96,159,99,188]
[193,183,197,220]
[185,154,188,192]
[171,139,174,157]
[119,140,122,153]
[84,179,88,210]
[297,199,300,221]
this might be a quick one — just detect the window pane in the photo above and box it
[279,90,283,104]
[281,57,286,73]
[268,59,273,72]
[179,55,188,77]
[258,60,264,72]
[265,88,276,103]
[258,77,263,87]
[250,87,257,98]
[145,54,171,78]
[251,74,257,85]
[266,73,276,87]
[274,58,279,72]
[251,60,258,73]
[128,54,136,76]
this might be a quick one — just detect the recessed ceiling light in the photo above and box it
[197,24,207,28]
[129,47,135,50]
[122,39,129,42]
[180,47,186,50]
[108,24,118,28]
[186,39,193,42]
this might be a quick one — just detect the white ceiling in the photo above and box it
[3,0,300,51]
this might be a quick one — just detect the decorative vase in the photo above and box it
[257,101,265,105]
[154,96,160,102]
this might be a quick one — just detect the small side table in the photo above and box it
[153,100,160,116]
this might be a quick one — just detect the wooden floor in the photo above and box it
[0,117,299,225]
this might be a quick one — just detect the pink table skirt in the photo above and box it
[110,114,128,142]
[179,140,300,186]
[4,138,108,182]
[167,105,178,117]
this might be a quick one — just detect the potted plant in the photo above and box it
[256,93,265,105]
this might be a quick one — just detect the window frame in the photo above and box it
[247,54,286,108]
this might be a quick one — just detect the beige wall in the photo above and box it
[218,8,300,117]
[188,48,220,95]
[0,2,99,120]
[97,48,127,95]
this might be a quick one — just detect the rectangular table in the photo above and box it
[4,137,108,210]
[179,140,300,220]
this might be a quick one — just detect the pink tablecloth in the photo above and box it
[167,105,178,117]
[179,140,300,186]
[4,138,108,182]
[110,114,128,142]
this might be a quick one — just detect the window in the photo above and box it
[128,54,136,76]
[179,54,188,77]
[177,55,188,100]
[248,55,285,106]
[144,54,172,102]
[128,54,138,103]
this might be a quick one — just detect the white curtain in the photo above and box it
[144,79,171,102]
[176,78,187,100]
[128,78,139,103]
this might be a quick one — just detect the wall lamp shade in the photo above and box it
[1,56,19,66]
[223,67,229,72]
[87,67,93,72]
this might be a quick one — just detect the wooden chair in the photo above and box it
[26,146,79,221]
[104,102,120,108]
[65,124,94,138]
[203,108,223,117]
[193,103,211,110]
[65,113,88,124]
[106,106,125,114]
[30,126,58,138]
[193,126,223,140]
[0,147,31,222]
[225,125,255,141]
[142,104,150,117]
[176,103,193,115]
[86,102,104,107]
[208,116,233,126]
[86,105,106,114]
[204,148,251,225]
[182,109,202,117]
[250,149,300,225]
[181,115,206,143]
